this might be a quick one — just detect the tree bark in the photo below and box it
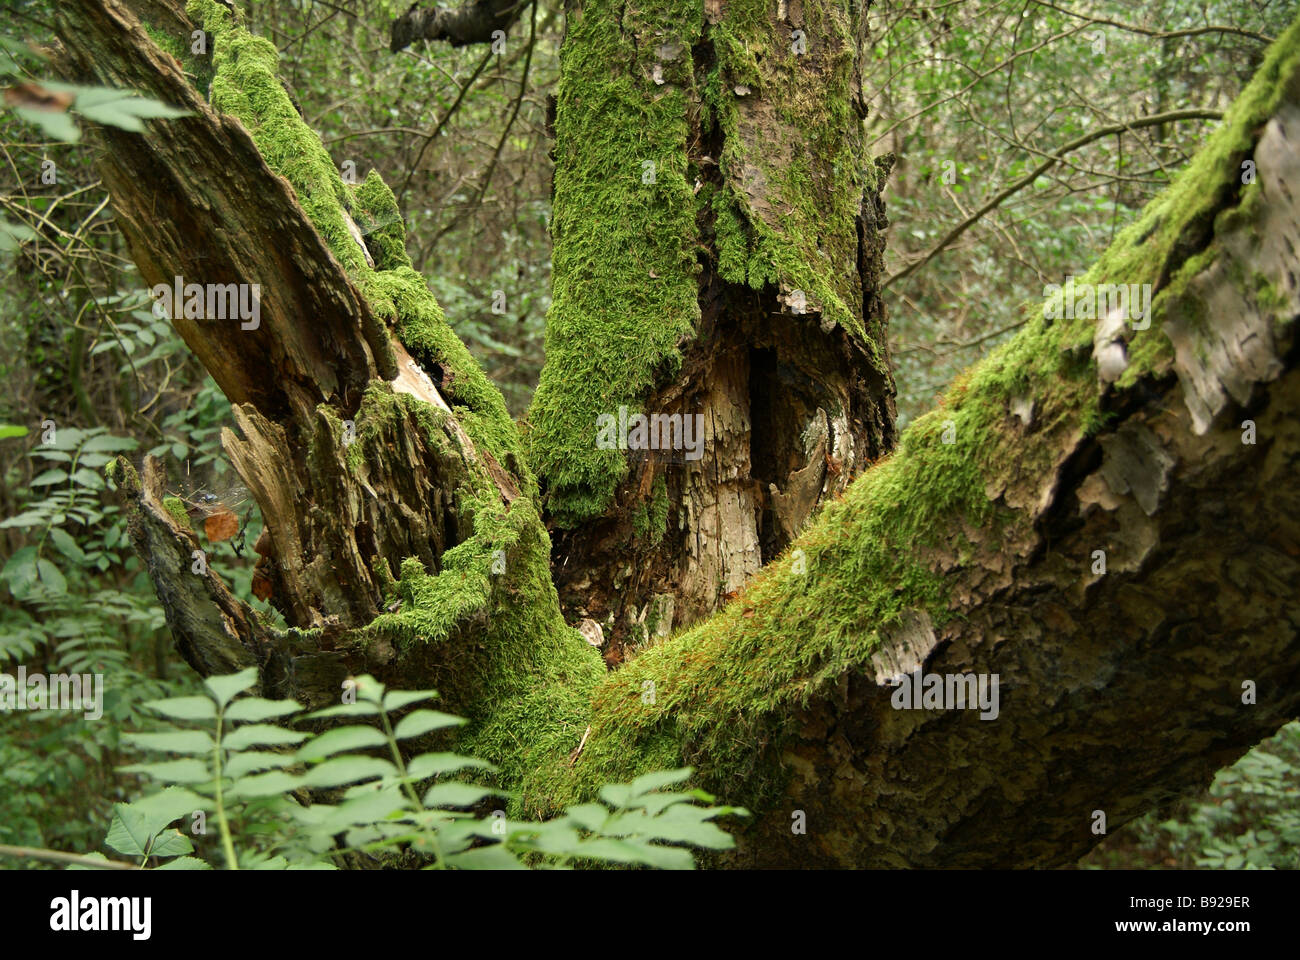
[52,0,1300,867]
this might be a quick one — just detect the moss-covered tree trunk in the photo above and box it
[530,0,896,662]
[52,0,1300,867]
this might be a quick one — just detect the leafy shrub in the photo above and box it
[77,669,748,870]
[1080,721,1300,870]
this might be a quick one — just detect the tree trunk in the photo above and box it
[52,0,1300,867]
[531,0,896,661]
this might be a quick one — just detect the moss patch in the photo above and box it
[161,495,192,531]
[526,0,705,527]
[185,0,599,809]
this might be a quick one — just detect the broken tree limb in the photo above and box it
[389,0,528,53]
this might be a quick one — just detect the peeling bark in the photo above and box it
[55,0,545,703]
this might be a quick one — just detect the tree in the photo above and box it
[46,0,1300,866]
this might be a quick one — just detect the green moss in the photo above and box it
[631,476,669,545]
[161,495,192,531]
[351,170,412,272]
[142,20,214,93]
[1079,14,1300,384]
[185,1,598,809]
[705,1,870,343]
[527,0,704,527]
[530,0,885,526]
[367,491,606,814]
[550,387,1017,806]
[187,0,525,486]
[142,22,187,65]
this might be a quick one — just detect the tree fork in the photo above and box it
[53,0,1300,866]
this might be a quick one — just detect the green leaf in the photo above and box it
[309,783,407,828]
[148,829,194,858]
[1,546,38,593]
[561,803,610,834]
[13,105,80,142]
[118,759,212,785]
[573,837,695,870]
[35,559,66,596]
[79,434,139,453]
[605,809,735,850]
[300,756,396,789]
[295,725,387,761]
[627,768,694,798]
[0,424,28,439]
[226,771,301,799]
[44,426,86,451]
[204,668,259,709]
[104,803,154,857]
[70,467,105,489]
[488,819,581,856]
[47,526,86,562]
[224,697,302,722]
[143,696,216,721]
[393,709,465,740]
[302,701,380,720]
[155,856,211,870]
[0,510,49,529]
[406,752,495,779]
[381,689,439,712]
[222,724,309,750]
[598,783,632,809]
[348,674,386,704]
[0,219,36,251]
[634,791,700,817]
[444,845,527,870]
[225,751,297,779]
[72,87,190,132]
[129,787,208,833]
[422,782,503,809]
[122,730,215,755]
[29,469,65,486]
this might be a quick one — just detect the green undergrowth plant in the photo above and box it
[1080,721,1300,870]
[70,669,747,870]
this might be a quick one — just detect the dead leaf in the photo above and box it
[204,509,239,542]
[251,572,273,602]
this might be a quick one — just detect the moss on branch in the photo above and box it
[185,0,603,801]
